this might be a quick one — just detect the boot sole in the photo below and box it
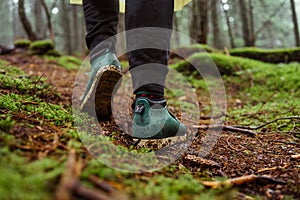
[80,65,122,120]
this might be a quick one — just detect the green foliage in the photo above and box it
[0,147,64,200]
[0,59,71,125]
[171,44,219,59]
[172,53,273,76]
[45,55,82,70]
[57,56,82,70]
[0,117,15,133]
[229,47,300,63]
[14,39,31,49]
[0,93,72,125]
[46,49,61,57]
[30,40,55,55]
[227,62,300,130]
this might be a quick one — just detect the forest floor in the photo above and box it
[0,52,299,200]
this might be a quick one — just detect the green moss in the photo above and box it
[172,53,273,77]
[171,44,219,59]
[0,93,72,125]
[14,39,31,49]
[46,49,61,57]
[229,47,300,63]
[46,55,82,70]
[30,40,54,55]
[0,147,64,200]
[226,62,300,130]
[0,117,15,133]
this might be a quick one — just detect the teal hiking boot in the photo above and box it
[80,50,122,120]
[132,92,187,139]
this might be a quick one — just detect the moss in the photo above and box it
[14,39,31,49]
[172,53,273,77]
[0,147,64,200]
[171,44,219,59]
[46,55,82,70]
[226,62,300,129]
[30,40,54,55]
[46,49,61,57]
[229,47,300,63]
[0,117,15,133]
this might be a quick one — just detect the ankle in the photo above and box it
[135,91,164,101]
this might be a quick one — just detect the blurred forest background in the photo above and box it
[0,0,300,55]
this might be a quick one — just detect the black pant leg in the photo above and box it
[83,0,119,58]
[125,0,174,94]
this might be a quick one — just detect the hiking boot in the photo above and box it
[132,92,187,139]
[80,50,122,120]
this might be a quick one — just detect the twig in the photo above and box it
[55,149,82,200]
[73,183,112,200]
[88,175,116,193]
[233,116,300,130]
[273,140,300,147]
[291,154,300,160]
[201,174,285,189]
[257,164,290,173]
[193,125,257,137]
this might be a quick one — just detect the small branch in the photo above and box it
[202,175,285,189]
[55,149,82,200]
[291,154,300,160]
[73,183,112,200]
[233,116,300,130]
[257,164,290,173]
[193,125,257,137]
[88,175,116,193]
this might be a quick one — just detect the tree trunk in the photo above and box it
[290,0,300,46]
[211,0,223,49]
[40,0,55,43]
[34,0,46,39]
[61,0,72,54]
[239,0,251,47]
[18,0,37,41]
[72,5,79,52]
[190,0,198,43]
[221,0,235,48]
[173,13,181,47]
[197,0,208,44]
[248,0,255,46]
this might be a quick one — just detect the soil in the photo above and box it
[1,54,299,200]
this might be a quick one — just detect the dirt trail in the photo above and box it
[1,54,299,199]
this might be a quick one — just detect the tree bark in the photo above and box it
[290,0,300,46]
[239,0,251,46]
[61,0,72,54]
[40,0,55,43]
[72,5,79,52]
[18,0,37,41]
[190,0,198,43]
[248,0,255,46]
[211,0,223,49]
[173,13,181,47]
[221,0,235,48]
[197,0,208,44]
[34,0,46,39]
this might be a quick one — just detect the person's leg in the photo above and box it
[125,0,187,139]
[125,0,174,95]
[83,0,119,54]
[81,0,122,120]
